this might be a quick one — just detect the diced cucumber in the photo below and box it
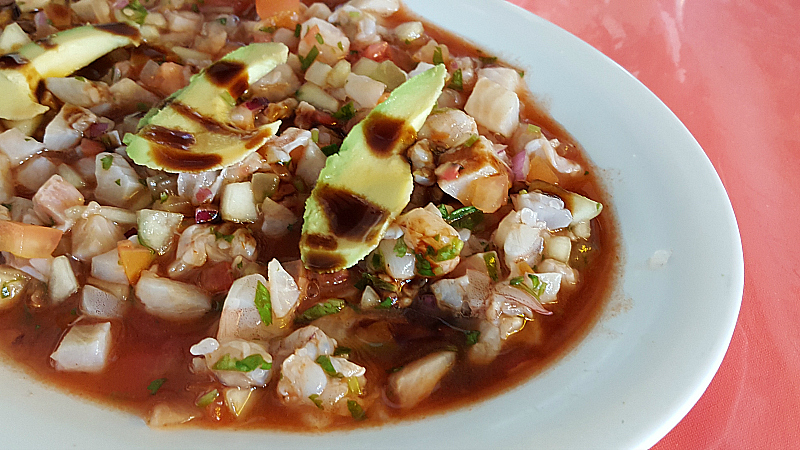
[136,209,183,254]
[296,82,340,113]
[220,182,258,223]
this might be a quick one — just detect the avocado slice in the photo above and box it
[124,42,288,173]
[0,23,141,121]
[300,65,447,272]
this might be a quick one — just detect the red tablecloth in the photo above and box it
[508,0,799,447]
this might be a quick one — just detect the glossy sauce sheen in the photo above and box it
[0,4,618,431]
[363,112,415,157]
[205,60,249,98]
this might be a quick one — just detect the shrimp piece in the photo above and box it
[168,225,257,278]
[32,174,84,226]
[387,351,456,408]
[435,136,511,213]
[406,140,435,186]
[429,269,493,316]
[190,337,274,389]
[492,208,546,277]
[276,326,367,415]
[418,109,478,150]
[396,206,462,277]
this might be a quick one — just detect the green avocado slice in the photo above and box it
[0,23,141,121]
[124,42,288,173]
[300,64,447,272]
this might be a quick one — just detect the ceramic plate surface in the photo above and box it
[0,0,743,448]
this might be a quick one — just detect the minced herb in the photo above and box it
[300,46,319,70]
[393,239,408,257]
[196,389,218,407]
[101,155,113,170]
[213,353,272,372]
[347,400,366,421]
[321,143,340,156]
[295,298,346,324]
[432,46,444,65]
[448,69,463,90]
[465,330,481,345]
[122,0,148,25]
[147,378,166,395]
[254,280,272,326]
[315,355,343,378]
[333,102,356,121]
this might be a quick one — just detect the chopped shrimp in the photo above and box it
[276,326,367,415]
[418,109,478,149]
[396,205,462,276]
[168,225,257,278]
[406,140,435,186]
[297,18,350,66]
[191,337,274,389]
[435,136,512,213]
[493,208,546,277]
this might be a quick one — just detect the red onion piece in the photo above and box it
[244,97,268,111]
[511,149,528,181]
[113,0,130,9]
[85,122,109,138]
[195,205,220,224]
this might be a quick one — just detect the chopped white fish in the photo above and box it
[90,247,128,285]
[71,210,124,261]
[261,197,297,238]
[93,152,144,208]
[436,136,511,213]
[387,351,456,408]
[32,174,84,226]
[0,128,45,166]
[268,258,301,319]
[49,255,79,304]
[377,238,415,280]
[135,271,211,321]
[418,109,478,149]
[51,322,112,373]
[80,284,128,319]
[464,77,519,137]
[42,104,99,152]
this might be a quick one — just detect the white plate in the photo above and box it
[0,0,743,448]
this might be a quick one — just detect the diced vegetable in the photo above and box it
[135,271,212,321]
[543,235,572,263]
[50,322,113,373]
[296,82,340,113]
[344,72,386,109]
[136,209,183,255]
[117,240,155,284]
[0,266,30,310]
[220,182,258,223]
[0,221,63,259]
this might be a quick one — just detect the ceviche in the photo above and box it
[0,0,616,429]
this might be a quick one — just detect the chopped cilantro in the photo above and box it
[414,253,435,277]
[101,155,113,170]
[432,46,444,65]
[434,240,463,262]
[217,17,227,25]
[309,394,324,409]
[74,76,86,82]
[446,206,484,230]
[375,297,393,310]
[332,102,356,121]
[300,46,320,71]
[348,11,361,19]
[147,378,166,395]
[294,23,302,38]
[479,55,497,65]
[355,273,398,293]
[337,41,344,51]
[527,124,542,136]
[315,32,324,45]
[211,227,234,242]
[295,298,346,324]
[196,389,218,407]
[136,102,149,112]
[259,26,275,33]
[114,179,121,186]
[510,274,547,300]
[371,251,384,271]
[159,191,168,203]
[437,204,449,217]
[347,400,366,421]
[518,70,525,78]
[463,134,479,147]
[448,69,463,90]
[321,143,340,156]
[393,239,408,257]
[315,355,343,378]
[333,346,351,357]
[213,353,272,372]
[310,129,319,143]
[122,0,148,25]
[584,170,590,176]
[254,280,273,326]
[483,252,499,281]
[465,330,481,345]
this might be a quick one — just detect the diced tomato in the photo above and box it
[256,0,300,28]
[363,42,390,61]
[79,138,106,157]
[117,240,155,284]
[199,262,234,294]
[0,221,63,259]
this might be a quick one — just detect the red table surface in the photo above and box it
[507,0,800,447]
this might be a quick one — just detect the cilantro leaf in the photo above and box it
[296,298,346,324]
[101,155,113,170]
[321,143,341,156]
[315,355,343,378]
[309,394,324,409]
[432,46,444,65]
[333,102,356,121]
[196,389,218,407]
[465,330,481,346]
[254,280,273,326]
[300,46,319,71]
[393,239,408,257]
[483,252,499,281]
[448,69,463,91]
[147,378,166,395]
[213,353,272,372]
[347,400,366,421]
